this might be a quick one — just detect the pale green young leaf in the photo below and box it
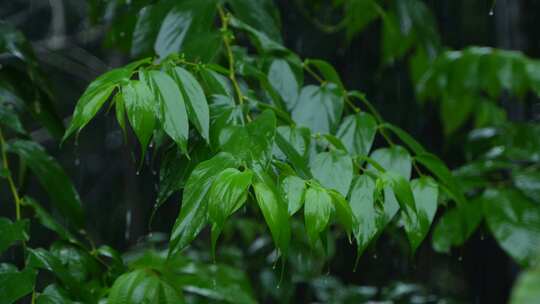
[311,150,353,196]
[292,84,344,135]
[337,112,377,157]
[304,186,334,247]
[281,175,306,216]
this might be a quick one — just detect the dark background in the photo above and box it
[1,0,539,302]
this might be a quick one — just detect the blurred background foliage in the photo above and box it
[1,0,540,303]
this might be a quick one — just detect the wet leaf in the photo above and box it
[304,186,333,247]
[292,84,344,135]
[402,177,439,253]
[170,67,210,142]
[122,80,156,157]
[7,140,84,228]
[169,153,238,256]
[311,150,353,196]
[146,70,189,152]
[484,188,540,266]
[336,112,377,157]
[281,175,306,216]
[267,59,299,110]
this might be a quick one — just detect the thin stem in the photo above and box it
[303,62,325,84]
[218,6,245,106]
[412,159,424,177]
[0,129,22,220]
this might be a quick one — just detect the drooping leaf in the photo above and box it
[209,95,245,149]
[0,217,28,254]
[273,125,312,179]
[35,284,73,304]
[22,197,79,245]
[208,168,253,252]
[267,59,299,110]
[381,171,417,217]
[292,84,344,135]
[328,190,354,238]
[311,150,353,196]
[349,175,399,256]
[122,80,156,157]
[170,67,210,142]
[483,188,540,266]
[169,153,238,256]
[0,264,36,304]
[281,175,306,216]
[432,200,483,253]
[402,177,439,253]
[63,58,151,141]
[146,70,189,152]
[336,112,377,157]
[108,269,185,304]
[229,17,286,54]
[7,140,84,228]
[220,110,276,171]
[304,186,334,247]
[253,171,290,257]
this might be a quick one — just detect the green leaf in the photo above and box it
[292,84,344,134]
[268,59,299,110]
[304,186,334,247]
[209,95,245,149]
[402,177,439,253]
[228,0,282,43]
[122,80,156,157]
[415,153,466,206]
[369,146,412,179]
[157,143,210,206]
[170,67,210,142]
[381,171,417,217]
[273,125,312,179]
[229,17,286,54]
[336,113,377,157]
[154,0,217,59]
[22,197,79,245]
[483,189,540,266]
[281,175,306,216]
[220,110,276,170]
[169,152,238,256]
[114,92,127,137]
[63,58,151,141]
[7,140,84,228]
[208,168,253,252]
[432,200,483,253]
[349,175,399,256]
[0,218,28,254]
[108,269,185,304]
[304,59,344,89]
[26,248,84,297]
[510,264,540,304]
[0,106,25,135]
[253,171,291,257]
[328,190,354,238]
[147,70,190,152]
[198,68,233,97]
[0,264,36,304]
[311,150,353,196]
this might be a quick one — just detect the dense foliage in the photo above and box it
[1,0,539,303]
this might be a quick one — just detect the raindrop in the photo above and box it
[489,9,494,16]
[152,170,157,176]
[373,254,378,259]
[458,256,463,262]
[74,158,80,166]
[480,234,485,241]
[125,209,132,241]
[136,171,140,176]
